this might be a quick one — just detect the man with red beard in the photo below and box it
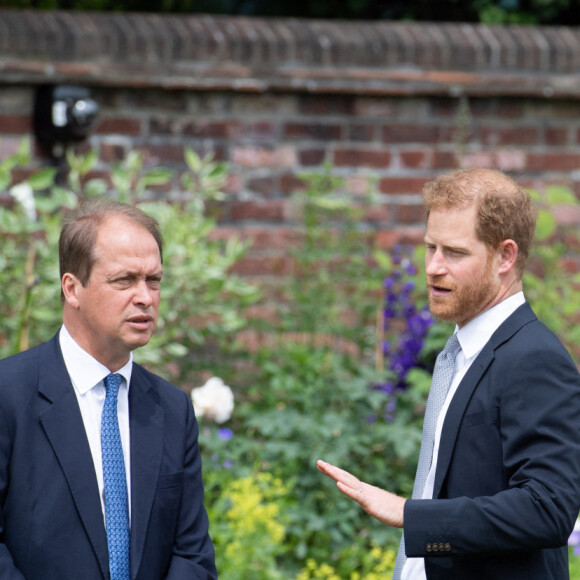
[318,168,580,580]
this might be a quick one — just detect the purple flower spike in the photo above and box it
[218,427,234,440]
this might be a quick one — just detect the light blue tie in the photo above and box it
[393,333,461,579]
[102,373,131,580]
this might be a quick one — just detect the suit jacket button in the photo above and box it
[432,543,439,552]
[438,543,445,552]
[445,543,452,552]
[426,543,432,552]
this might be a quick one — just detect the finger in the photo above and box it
[337,481,365,502]
[317,460,361,491]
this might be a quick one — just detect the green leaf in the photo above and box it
[141,168,173,187]
[27,168,58,191]
[184,148,203,173]
[535,209,556,241]
[546,185,578,205]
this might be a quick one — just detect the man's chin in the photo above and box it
[428,299,457,322]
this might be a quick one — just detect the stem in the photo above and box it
[15,242,36,354]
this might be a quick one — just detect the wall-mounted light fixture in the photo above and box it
[34,84,99,147]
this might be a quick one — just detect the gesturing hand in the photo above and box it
[316,459,406,528]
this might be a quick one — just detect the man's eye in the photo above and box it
[112,277,132,287]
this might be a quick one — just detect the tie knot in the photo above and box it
[442,333,461,359]
[104,373,123,397]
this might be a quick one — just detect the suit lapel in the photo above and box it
[128,365,165,578]
[38,336,110,578]
[432,302,537,498]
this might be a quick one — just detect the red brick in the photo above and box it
[245,226,301,250]
[348,124,375,141]
[494,101,526,119]
[223,172,243,194]
[232,145,297,168]
[526,152,580,172]
[400,150,428,169]
[240,305,280,324]
[0,115,32,134]
[360,203,392,223]
[96,117,142,136]
[210,225,300,250]
[382,124,440,144]
[239,121,277,141]
[460,151,496,169]
[433,151,459,169]
[398,204,426,224]
[229,255,293,276]
[138,144,185,163]
[246,175,277,196]
[552,204,580,226]
[280,172,307,195]
[230,200,289,222]
[379,177,428,195]
[100,142,127,162]
[481,126,538,146]
[299,95,354,115]
[299,148,326,166]
[334,148,390,168]
[183,120,241,139]
[545,128,569,146]
[374,227,425,249]
[284,123,342,140]
[0,137,26,159]
[150,118,240,138]
[345,175,373,196]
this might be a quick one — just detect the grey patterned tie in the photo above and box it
[392,333,461,579]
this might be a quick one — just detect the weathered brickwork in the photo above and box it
[1,11,580,285]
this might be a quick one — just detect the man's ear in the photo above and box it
[61,273,82,309]
[498,239,518,274]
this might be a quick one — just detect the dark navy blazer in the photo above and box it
[404,302,580,579]
[0,334,216,579]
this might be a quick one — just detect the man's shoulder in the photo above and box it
[494,302,575,361]
[131,362,188,402]
[0,335,58,371]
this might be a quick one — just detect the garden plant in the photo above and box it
[2,140,580,578]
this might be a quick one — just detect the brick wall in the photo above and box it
[1,11,580,286]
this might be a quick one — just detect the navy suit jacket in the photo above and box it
[404,302,580,579]
[0,334,217,579]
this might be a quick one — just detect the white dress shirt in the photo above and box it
[59,325,133,523]
[402,291,525,580]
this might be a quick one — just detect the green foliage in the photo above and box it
[524,185,580,361]
[0,140,76,355]
[0,142,258,381]
[4,0,577,24]
[205,471,290,580]
[197,170,430,576]
[571,548,580,580]
[4,138,580,577]
[277,167,380,349]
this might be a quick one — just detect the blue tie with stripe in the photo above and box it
[102,373,131,580]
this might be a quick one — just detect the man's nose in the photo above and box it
[425,249,446,277]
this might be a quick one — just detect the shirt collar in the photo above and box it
[456,291,525,361]
[59,325,133,394]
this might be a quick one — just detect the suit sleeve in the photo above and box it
[0,401,27,579]
[165,393,217,579]
[403,331,580,557]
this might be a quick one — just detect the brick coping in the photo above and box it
[0,10,579,96]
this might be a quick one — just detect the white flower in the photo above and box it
[191,377,234,424]
[10,182,36,222]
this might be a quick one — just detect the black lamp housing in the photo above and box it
[34,84,99,145]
